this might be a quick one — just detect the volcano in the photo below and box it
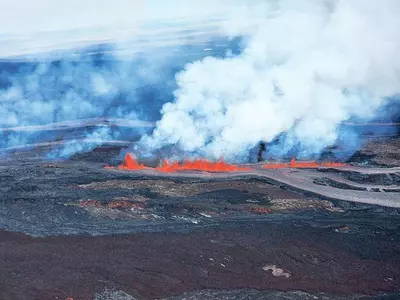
[1,6,400,299]
[2,63,400,300]
[1,141,400,300]
[2,110,400,300]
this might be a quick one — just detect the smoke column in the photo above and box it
[139,0,400,161]
[1,0,400,160]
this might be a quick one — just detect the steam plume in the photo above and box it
[0,0,241,156]
[1,0,399,160]
[139,0,400,161]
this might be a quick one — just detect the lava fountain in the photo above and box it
[117,153,149,170]
[105,154,346,173]
[156,158,251,172]
[106,153,252,173]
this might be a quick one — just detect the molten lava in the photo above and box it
[263,158,345,169]
[104,154,345,173]
[156,159,251,173]
[107,154,251,173]
[118,153,149,170]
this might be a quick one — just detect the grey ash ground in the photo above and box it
[1,142,400,300]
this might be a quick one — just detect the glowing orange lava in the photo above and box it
[118,153,149,170]
[263,158,346,169]
[104,154,345,173]
[105,154,252,173]
[156,159,251,173]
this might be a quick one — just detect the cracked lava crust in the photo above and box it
[0,144,399,300]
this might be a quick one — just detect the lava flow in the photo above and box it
[105,154,345,173]
[263,158,346,169]
[117,153,149,170]
[106,154,251,173]
[156,159,251,172]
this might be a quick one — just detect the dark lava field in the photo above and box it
[1,6,400,299]
[0,144,399,300]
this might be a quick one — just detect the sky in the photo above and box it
[0,0,245,57]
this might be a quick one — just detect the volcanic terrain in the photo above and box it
[1,133,400,300]
[2,3,400,299]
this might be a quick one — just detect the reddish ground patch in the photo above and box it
[0,223,398,300]
[79,200,145,210]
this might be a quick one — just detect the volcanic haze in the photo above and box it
[139,0,400,161]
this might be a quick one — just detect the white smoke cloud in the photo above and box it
[0,0,246,157]
[46,126,115,159]
[139,0,400,161]
[1,0,399,160]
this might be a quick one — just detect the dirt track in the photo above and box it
[102,164,400,208]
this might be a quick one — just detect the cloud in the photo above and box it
[139,0,400,161]
[0,0,242,156]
